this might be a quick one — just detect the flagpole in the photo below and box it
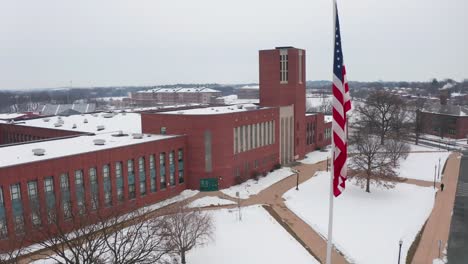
[325,1,337,264]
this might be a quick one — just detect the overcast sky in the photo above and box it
[1,0,467,90]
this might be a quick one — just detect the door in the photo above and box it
[200,178,218,192]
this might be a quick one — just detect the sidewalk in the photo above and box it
[411,152,461,263]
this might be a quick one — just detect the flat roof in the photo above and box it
[0,132,178,169]
[16,112,142,133]
[137,87,221,94]
[0,113,25,120]
[160,104,266,115]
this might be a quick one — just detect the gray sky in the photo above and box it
[1,0,467,89]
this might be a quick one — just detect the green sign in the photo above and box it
[200,178,218,192]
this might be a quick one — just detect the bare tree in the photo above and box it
[36,206,174,264]
[161,204,214,264]
[349,129,408,193]
[356,90,407,145]
[0,236,29,264]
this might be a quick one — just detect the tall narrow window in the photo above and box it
[138,157,146,195]
[116,162,124,201]
[75,170,85,215]
[28,181,41,226]
[60,173,72,220]
[239,126,244,152]
[127,159,135,199]
[160,153,166,189]
[280,49,288,83]
[0,187,7,238]
[10,184,24,233]
[234,128,238,154]
[169,151,175,186]
[103,164,112,206]
[178,149,184,183]
[44,177,56,223]
[149,155,157,192]
[89,168,98,210]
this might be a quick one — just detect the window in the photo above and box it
[178,149,184,184]
[0,218,7,239]
[160,153,166,189]
[103,164,112,206]
[63,201,72,220]
[75,170,83,186]
[169,151,175,186]
[89,168,97,185]
[149,155,157,192]
[116,162,122,178]
[0,187,3,206]
[14,215,24,233]
[60,173,69,189]
[205,130,212,172]
[116,162,124,201]
[10,184,21,200]
[28,181,38,199]
[139,157,146,195]
[298,50,303,83]
[253,124,257,149]
[234,128,238,154]
[44,178,54,193]
[128,159,135,199]
[160,127,167,134]
[280,50,288,83]
[31,211,41,226]
[239,126,244,152]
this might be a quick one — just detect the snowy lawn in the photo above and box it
[283,171,435,264]
[299,149,331,165]
[398,151,451,182]
[221,167,293,199]
[187,205,319,264]
[188,196,236,208]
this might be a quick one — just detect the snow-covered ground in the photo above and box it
[283,171,435,264]
[188,196,236,208]
[145,190,199,211]
[221,167,293,199]
[409,143,439,152]
[187,205,319,264]
[299,149,331,164]
[398,152,451,182]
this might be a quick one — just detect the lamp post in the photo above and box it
[434,165,437,189]
[292,169,300,190]
[398,239,403,264]
[326,157,329,172]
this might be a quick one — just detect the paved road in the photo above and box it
[447,150,468,263]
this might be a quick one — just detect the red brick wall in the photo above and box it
[0,136,187,250]
[305,114,332,153]
[142,108,280,189]
[259,48,307,159]
[419,112,468,139]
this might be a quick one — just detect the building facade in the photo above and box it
[131,87,222,106]
[0,46,331,251]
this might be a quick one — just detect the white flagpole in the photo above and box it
[325,1,337,264]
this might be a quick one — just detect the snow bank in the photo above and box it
[187,206,319,264]
[145,190,199,211]
[221,168,293,199]
[398,152,451,182]
[188,196,236,208]
[283,171,435,264]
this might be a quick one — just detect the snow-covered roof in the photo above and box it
[0,113,26,120]
[137,87,221,94]
[161,104,265,115]
[17,112,142,133]
[239,85,259,90]
[39,104,96,116]
[0,133,178,169]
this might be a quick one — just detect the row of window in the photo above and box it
[325,127,332,140]
[306,122,316,145]
[0,149,184,239]
[280,51,289,83]
[3,133,47,144]
[233,121,275,154]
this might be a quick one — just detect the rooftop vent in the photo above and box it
[54,122,62,127]
[92,113,98,117]
[112,130,128,137]
[97,125,105,131]
[103,113,114,118]
[132,133,143,139]
[237,105,243,109]
[244,105,256,111]
[72,124,77,129]
[32,148,46,156]
[43,118,50,122]
[93,139,106,145]
[122,112,126,115]
[84,118,88,123]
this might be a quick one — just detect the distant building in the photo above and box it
[130,87,222,106]
[418,104,468,139]
[236,85,259,99]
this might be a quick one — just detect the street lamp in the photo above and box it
[398,239,403,264]
[292,169,300,190]
[434,164,437,189]
[438,158,441,180]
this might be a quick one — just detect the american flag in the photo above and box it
[332,3,351,197]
